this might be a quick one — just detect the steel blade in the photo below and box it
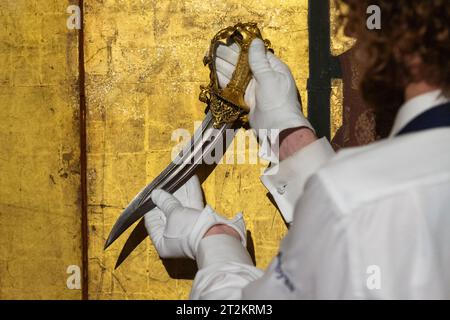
[113,123,239,267]
[104,112,237,249]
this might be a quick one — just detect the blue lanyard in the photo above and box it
[397,102,450,136]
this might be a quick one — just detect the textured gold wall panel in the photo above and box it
[85,0,309,299]
[0,1,82,299]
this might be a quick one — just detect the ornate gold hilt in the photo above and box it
[199,23,272,128]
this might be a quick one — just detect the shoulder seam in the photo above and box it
[314,172,349,216]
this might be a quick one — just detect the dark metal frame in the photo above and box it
[307,0,342,140]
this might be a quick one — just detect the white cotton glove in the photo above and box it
[144,175,247,259]
[215,39,314,161]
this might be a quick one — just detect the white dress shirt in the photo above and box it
[190,90,450,300]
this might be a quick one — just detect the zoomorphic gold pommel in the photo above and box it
[199,23,272,128]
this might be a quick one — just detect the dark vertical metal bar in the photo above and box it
[77,0,89,300]
[307,0,342,140]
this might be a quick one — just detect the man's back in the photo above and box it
[308,127,450,298]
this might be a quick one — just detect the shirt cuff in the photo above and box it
[260,137,335,223]
[197,234,254,269]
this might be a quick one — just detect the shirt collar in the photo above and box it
[390,89,450,137]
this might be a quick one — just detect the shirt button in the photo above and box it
[277,185,287,195]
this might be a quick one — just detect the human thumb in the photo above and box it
[248,38,272,81]
[151,189,182,217]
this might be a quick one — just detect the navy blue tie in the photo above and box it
[397,102,450,136]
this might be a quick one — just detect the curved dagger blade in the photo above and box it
[114,126,238,267]
[104,111,237,250]
[104,112,213,249]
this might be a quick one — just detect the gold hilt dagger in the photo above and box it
[105,23,272,263]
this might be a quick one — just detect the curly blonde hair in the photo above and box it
[337,0,450,135]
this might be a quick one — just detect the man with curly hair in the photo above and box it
[145,0,450,299]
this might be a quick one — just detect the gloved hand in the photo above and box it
[215,39,314,152]
[144,175,247,259]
